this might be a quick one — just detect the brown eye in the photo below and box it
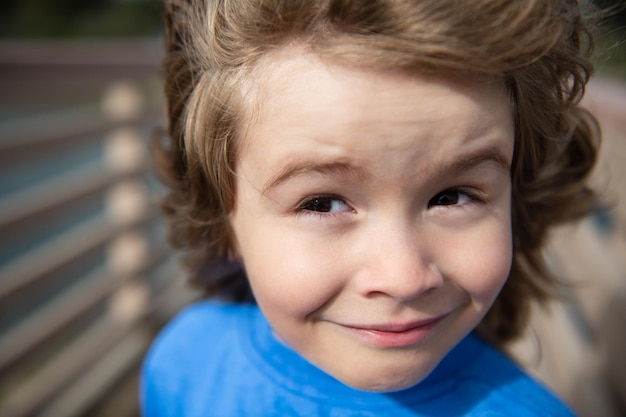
[302,197,334,212]
[298,196,352,214]
[429,190,471,207]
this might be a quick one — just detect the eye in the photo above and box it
[428,189,474,207]
[297,195,352,214]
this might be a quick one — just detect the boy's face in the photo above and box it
[230,49,514,392]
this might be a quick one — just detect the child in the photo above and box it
[142,0,600,415]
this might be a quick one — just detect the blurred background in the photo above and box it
[0,1,200,417]
[0,1,624,416]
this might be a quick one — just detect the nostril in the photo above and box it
[421,287,438,297]
[364,290,392,300]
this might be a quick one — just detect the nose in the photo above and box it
[354,222,444,302]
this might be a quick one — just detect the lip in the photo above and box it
[335,316,446,348]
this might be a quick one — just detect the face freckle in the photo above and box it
[229,48,515,392]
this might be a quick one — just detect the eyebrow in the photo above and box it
[431,147,511,179]
[262,160,369,195]
[261,146,511,195]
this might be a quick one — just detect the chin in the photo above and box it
[338,367,432,393]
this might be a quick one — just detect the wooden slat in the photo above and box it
[0,207,156,301]
[0,266,110,372]
[0,105,107,149]
[0,162,147,230]
[0,110,161,183]
[0,38,162,68]
[0,258,188,417]
[0,312,137,417]
[0,108,160,153]
[0,242,169,372]
[40,328,150,417]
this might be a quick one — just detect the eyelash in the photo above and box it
[427,188,484,208]
[294,188,484,218]
[294,194,353,218]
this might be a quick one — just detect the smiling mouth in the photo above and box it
[336,316,446,348]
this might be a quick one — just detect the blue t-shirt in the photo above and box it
[141,301,575,416]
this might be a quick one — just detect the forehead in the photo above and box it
[238,46,512,160]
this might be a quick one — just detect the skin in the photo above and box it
[229,48,515,392]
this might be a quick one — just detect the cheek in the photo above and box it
[441,220,513,304]
[238,223,346,318]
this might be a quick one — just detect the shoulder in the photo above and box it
[455,335,576,417]
[140,301,255,417]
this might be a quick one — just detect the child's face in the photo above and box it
[230,49,514,392]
